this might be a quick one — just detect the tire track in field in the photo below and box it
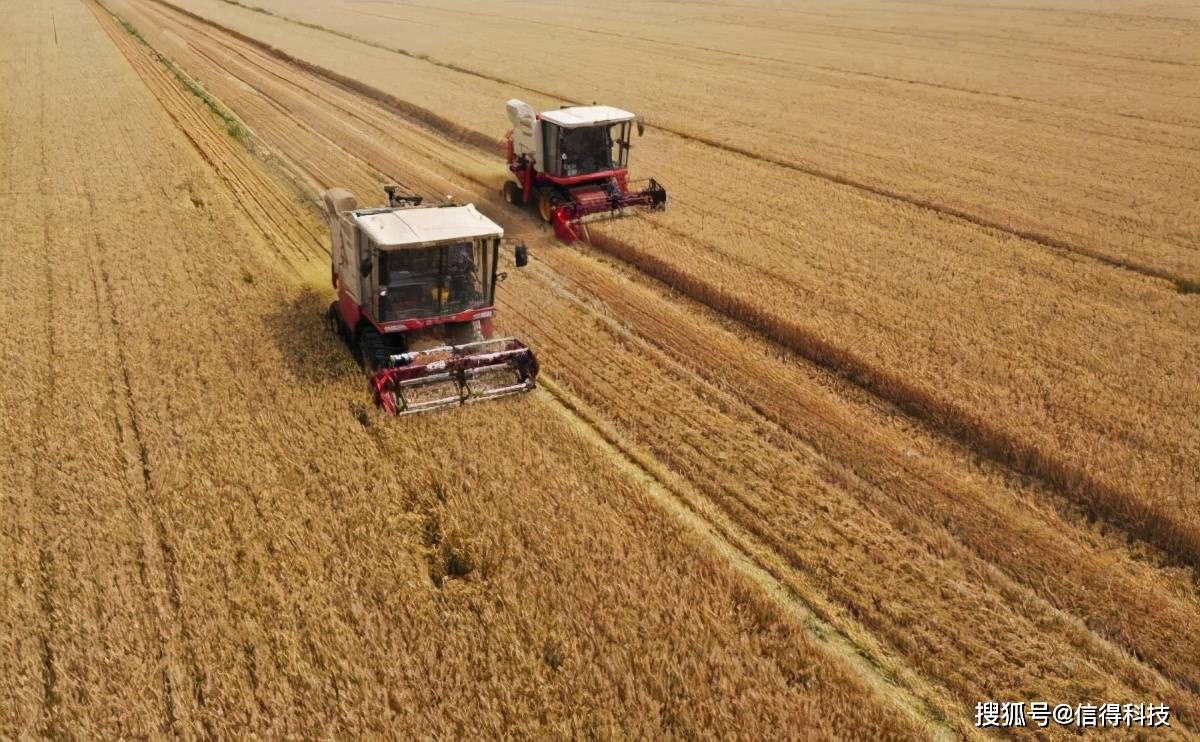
[812,66,1200,149]
[537,380,966,742]
[509,254,1200,703]
[68,22,215,724]
[78,187,209,736]
[76,187,177,733]
[129,0,1200,574]
[159,0,497,151]
[85,5,294,734]
[508,265,1196,721]
[99,4,326,271]
[710,13,1200,72]
[181,39,412,188]
[156,0,1199,292]
[154,14,438,205]
[90,9,978,734]
[878,1,1200,26]
[582,226,1200,572]
[30,64,63,739]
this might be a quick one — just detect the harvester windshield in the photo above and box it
[543,121,631,177]
[377,240,494,322]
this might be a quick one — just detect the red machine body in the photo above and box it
[503,100,667,242]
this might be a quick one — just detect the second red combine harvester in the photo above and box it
[502,99,667,242]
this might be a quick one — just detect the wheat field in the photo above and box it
[141,0,1200,566]
[2,0,1198,737]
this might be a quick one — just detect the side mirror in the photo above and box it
[636,119,645,137]
[515,242,529,268]
[360,256,372,277]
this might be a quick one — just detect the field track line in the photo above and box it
[538,379,970,741]
[877,0,1200,26]
[123,0,1200,577]
[86,8,982,733]
[26,51,64,734]
[181,41,415,188]
[34,208,63,740]
[810,66,1200,150]
[84,4,281,733]
[80,193,191,735]
[165,0,1199,293]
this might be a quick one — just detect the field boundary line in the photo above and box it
[171,0,1198,293]
[82,197,193,735]
[33,205,63,740]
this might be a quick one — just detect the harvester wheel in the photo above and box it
[537,190,556,223]
[327,301,349,340]
[502,180,522,206]
[358,326,386,374]
[326,302,339,335]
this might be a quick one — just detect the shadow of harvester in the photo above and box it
[262,287,362,389]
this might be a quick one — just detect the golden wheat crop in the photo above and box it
[0,1,940,737]
[138,0,1200,570]
[5,0,1198,737]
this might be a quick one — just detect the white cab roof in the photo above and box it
[541,105,636,129]
[353,204,503,247]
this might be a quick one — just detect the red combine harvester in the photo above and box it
[324,186,538,415]
[502,99,667,242]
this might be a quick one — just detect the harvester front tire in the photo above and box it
[502,180,522,206]
[326,302,339,335]
[358,326,386,374]
[537,191,555,223]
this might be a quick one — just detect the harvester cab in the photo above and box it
[503,99,667,242]
[323,187,538,415]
